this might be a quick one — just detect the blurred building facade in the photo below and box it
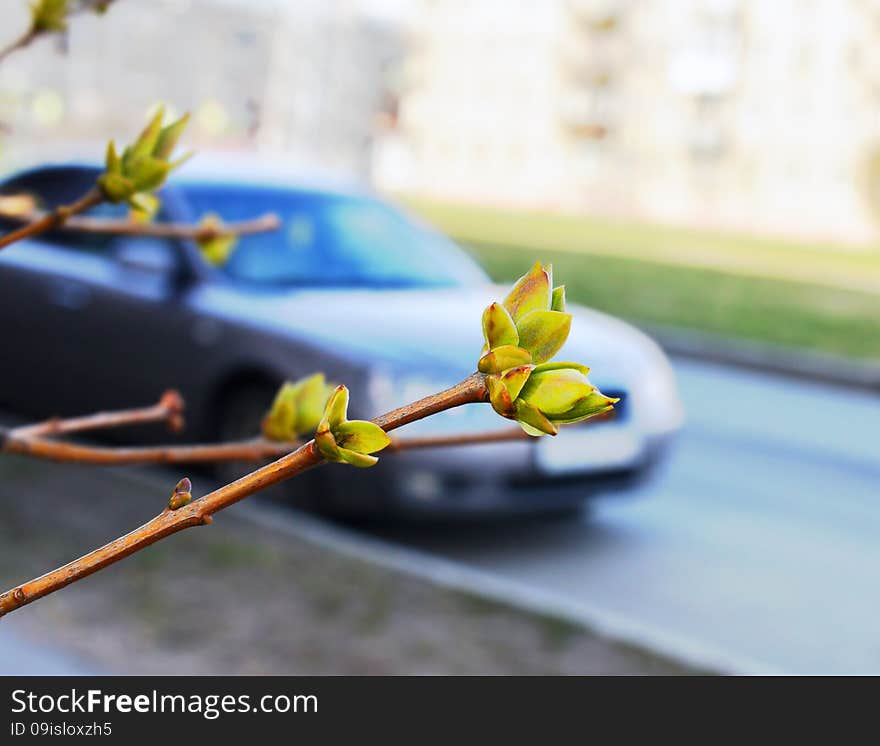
[3,0,880,242]
[0,0,402,179]
[375,0,880,243]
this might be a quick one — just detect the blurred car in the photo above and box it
[0,161,683,518]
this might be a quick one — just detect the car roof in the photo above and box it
[2,152,372,201]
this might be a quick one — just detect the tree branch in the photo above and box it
[2,436,290,466]
[0,187,103,250]
[0,373,489,617]
[0,29,38,66]
[2,426,530,465]
[0,385,529,465]
[0,206,281,242]
[386,428,529,451]
[10,390,184,440]
[0,2,119,66]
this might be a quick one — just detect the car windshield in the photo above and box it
[179,184,487,289]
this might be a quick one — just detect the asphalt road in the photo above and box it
[369,358,880,674]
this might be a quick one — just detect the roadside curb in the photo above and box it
[645,324,880,392]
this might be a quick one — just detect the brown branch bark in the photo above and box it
[2,435,295,465]
[2,427,529,466]
[0,208,280,242]
[9,390,184,440]
[0,29,38,65]
[0,2,119,66]
[0,373,489,617]
[0,386,526,465]
[0,187,103,250]
[386,428,529,451]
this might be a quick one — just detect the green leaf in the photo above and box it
[531,361,590,376]
[551,285,566,312]
[502,262,551,322]
[198,234,236,266]
[292,373,331,435]
[477,345,532,374]
[516,310,571,364]
[334,420,391,455]
[487,373,516,417]
[168,150,195,172]
[519,367,593,417]
[97,172,135,203]
[31,0,68,32]
[128,106,166,164]
[337,447,380,468]
[481,301,518,350]
[262,382,299,441]
[315,423,341,460]
[154,112,190,160]
[104,140,121,175]
[262,399,295,441]
[553,390,619,425]
[500,364,532,400]
[515,400,558,436]
[128,192,160,222]
[126,156,171,193]
[322,385,349,429]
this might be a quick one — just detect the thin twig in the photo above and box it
[0,2,119,66]
[2,436,292,465]
[0,389,530,466]
[11,390,184,440]
[2,427,530,465]
[0,29,38,66]
[0,208,281,242]
[386,428,529,451]
[0,373,489,617]
[0,187,103,250]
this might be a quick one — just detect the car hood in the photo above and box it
[201,284,664,387]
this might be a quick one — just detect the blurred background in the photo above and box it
[0,0,879,675]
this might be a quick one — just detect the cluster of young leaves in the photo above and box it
[261,373,338,443]
[97,106,191,215]
[29,0,69,32]
[104,110,239,265]
[479,262,617,435]
[315,387,391,467]
[262,374,390,467]
[29,0,112,34]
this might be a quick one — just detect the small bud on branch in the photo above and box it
[168,477,193,510]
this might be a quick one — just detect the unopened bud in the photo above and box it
[168,477,192,510]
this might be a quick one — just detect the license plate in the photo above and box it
[536,425,642,475]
